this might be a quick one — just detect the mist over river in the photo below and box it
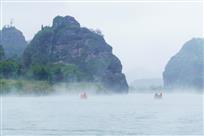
[1,93,203,135]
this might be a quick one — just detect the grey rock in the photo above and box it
[0,26,27,58]
[0,44,5,61]
[23,15,128,93]
[163,38,204,90]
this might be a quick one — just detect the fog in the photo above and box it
[1,1,203,83]
[1,92,203,135]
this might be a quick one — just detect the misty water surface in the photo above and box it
[1,93,203,135]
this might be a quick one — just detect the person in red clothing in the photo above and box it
[154,92,162,99]
[80,92,87,99]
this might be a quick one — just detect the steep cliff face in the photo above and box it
[0,26,27,58]
[163,38,203,90]
[0,45,5,61]
[23,15,128,92]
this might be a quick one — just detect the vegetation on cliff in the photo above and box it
[22,15,128,93]
[0,15,129,95]
[0,45,5,60]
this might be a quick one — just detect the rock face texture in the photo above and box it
[0,45,5,61]
[163,38,203,90]
[0,26,27,58]
[23,15,128,92]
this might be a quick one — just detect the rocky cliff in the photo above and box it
[163,38,203,90]
[23,15,128,93]
[0,26,27,58]
[0,45,5,61]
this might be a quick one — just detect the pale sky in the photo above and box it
[0,1,203,83]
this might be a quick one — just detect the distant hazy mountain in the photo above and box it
[22,15,128,93]
[130,78,163,91]
[0,26,27,58]
[163,38,203,90]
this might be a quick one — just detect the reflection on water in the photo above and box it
[1,93,203,135]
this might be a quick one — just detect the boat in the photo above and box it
[154,92,162,99]
[80,92,87,99]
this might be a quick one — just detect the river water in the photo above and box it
[1,93,203,135]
